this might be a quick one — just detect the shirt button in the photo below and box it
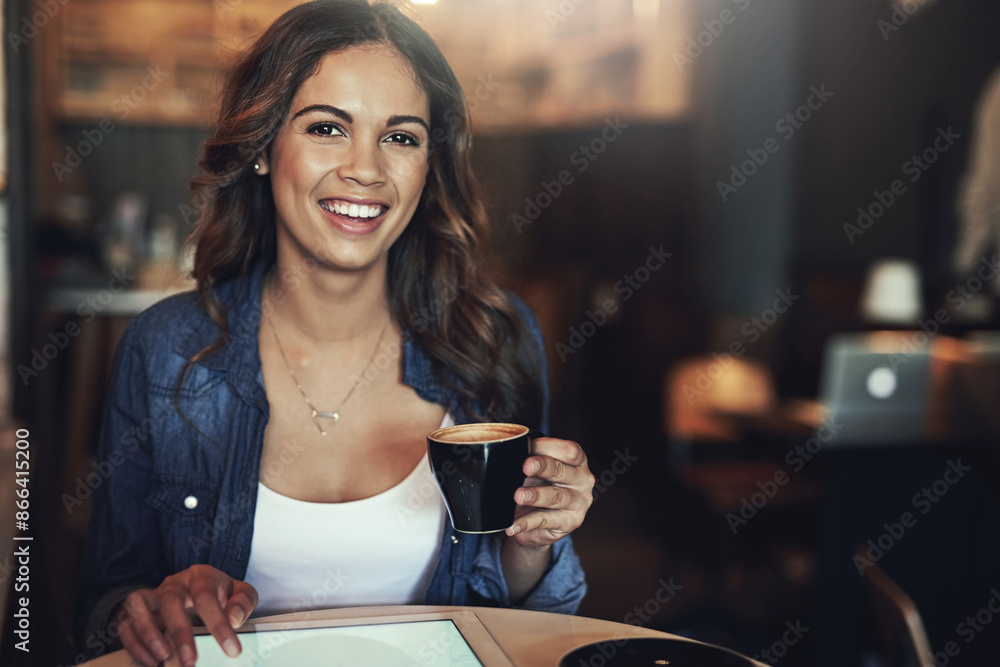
[184,495,198,510]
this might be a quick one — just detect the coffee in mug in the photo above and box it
[426,423,540,534]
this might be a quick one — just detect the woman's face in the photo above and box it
[259,45,431,275]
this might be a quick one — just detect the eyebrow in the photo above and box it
[292,104,429,132]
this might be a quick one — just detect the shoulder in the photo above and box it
[123,290,214,356]
[114,282,248,390]
[123,267,261,361]
[503,289,544,343]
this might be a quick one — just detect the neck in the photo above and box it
[264,253,392,344]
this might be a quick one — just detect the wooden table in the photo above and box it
[80,604,764,666]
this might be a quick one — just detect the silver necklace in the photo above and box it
[264,306,391,436]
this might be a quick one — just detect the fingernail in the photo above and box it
[152,640,171,661]
[180,644,196,666]
[224,638,241,658]
[506,524,521,536]
[528,460,540,474]
[230,609,245,628]
[518,488,532,503]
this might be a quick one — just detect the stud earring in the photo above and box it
[254,162,260,172]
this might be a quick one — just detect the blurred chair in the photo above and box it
[856,546,934,667]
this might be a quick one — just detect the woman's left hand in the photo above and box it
[506,436,595,549]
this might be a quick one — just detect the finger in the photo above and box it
[158,583,199,667]
[515,484,586,511]
[507,508,570,539]
[189,578,242,658]
[121,590,173,664]
[510,526,565,548]
[529,437,588,467]
[225,581,259,628]
[526,453,593,486]
[117,605,161,667]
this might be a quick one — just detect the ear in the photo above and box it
[255,153,271,175]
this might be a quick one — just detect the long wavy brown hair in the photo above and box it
[186,0,544,428]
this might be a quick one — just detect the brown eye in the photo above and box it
[308,123,344,137]
[385,131,419,146]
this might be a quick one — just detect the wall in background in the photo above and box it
[1,0,9,423]
[693,0,800,317]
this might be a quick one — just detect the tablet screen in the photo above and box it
[193,619,484,666]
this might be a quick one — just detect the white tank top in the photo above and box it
[245,414,452,617]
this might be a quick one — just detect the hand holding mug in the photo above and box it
[505,435,595,549]
[427,423,594,546]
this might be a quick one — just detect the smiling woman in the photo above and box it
[73,2,594,667]
[257,46,431,275]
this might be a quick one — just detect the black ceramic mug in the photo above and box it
[426,423,542,534]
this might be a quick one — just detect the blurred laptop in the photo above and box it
[818,330,1000,445]
[818,331,933,445]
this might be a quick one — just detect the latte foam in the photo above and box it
[429,423,528,444]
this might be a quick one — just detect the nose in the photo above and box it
[337,138,384,186]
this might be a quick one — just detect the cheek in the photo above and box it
[390,159,429,203]
[273,146,327,197]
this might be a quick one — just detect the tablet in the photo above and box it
[181,611,514,666]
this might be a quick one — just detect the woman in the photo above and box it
[75,1,595,665]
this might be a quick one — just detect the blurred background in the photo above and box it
[2,0,1000,665]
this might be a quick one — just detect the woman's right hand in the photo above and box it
[114,564,259,667]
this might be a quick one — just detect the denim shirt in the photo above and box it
[74,260,587,654]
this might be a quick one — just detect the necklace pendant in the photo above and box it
[312,410,339,437]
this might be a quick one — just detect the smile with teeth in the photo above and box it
[321,200,384,219]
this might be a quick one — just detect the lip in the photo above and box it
[318,197,390,236]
